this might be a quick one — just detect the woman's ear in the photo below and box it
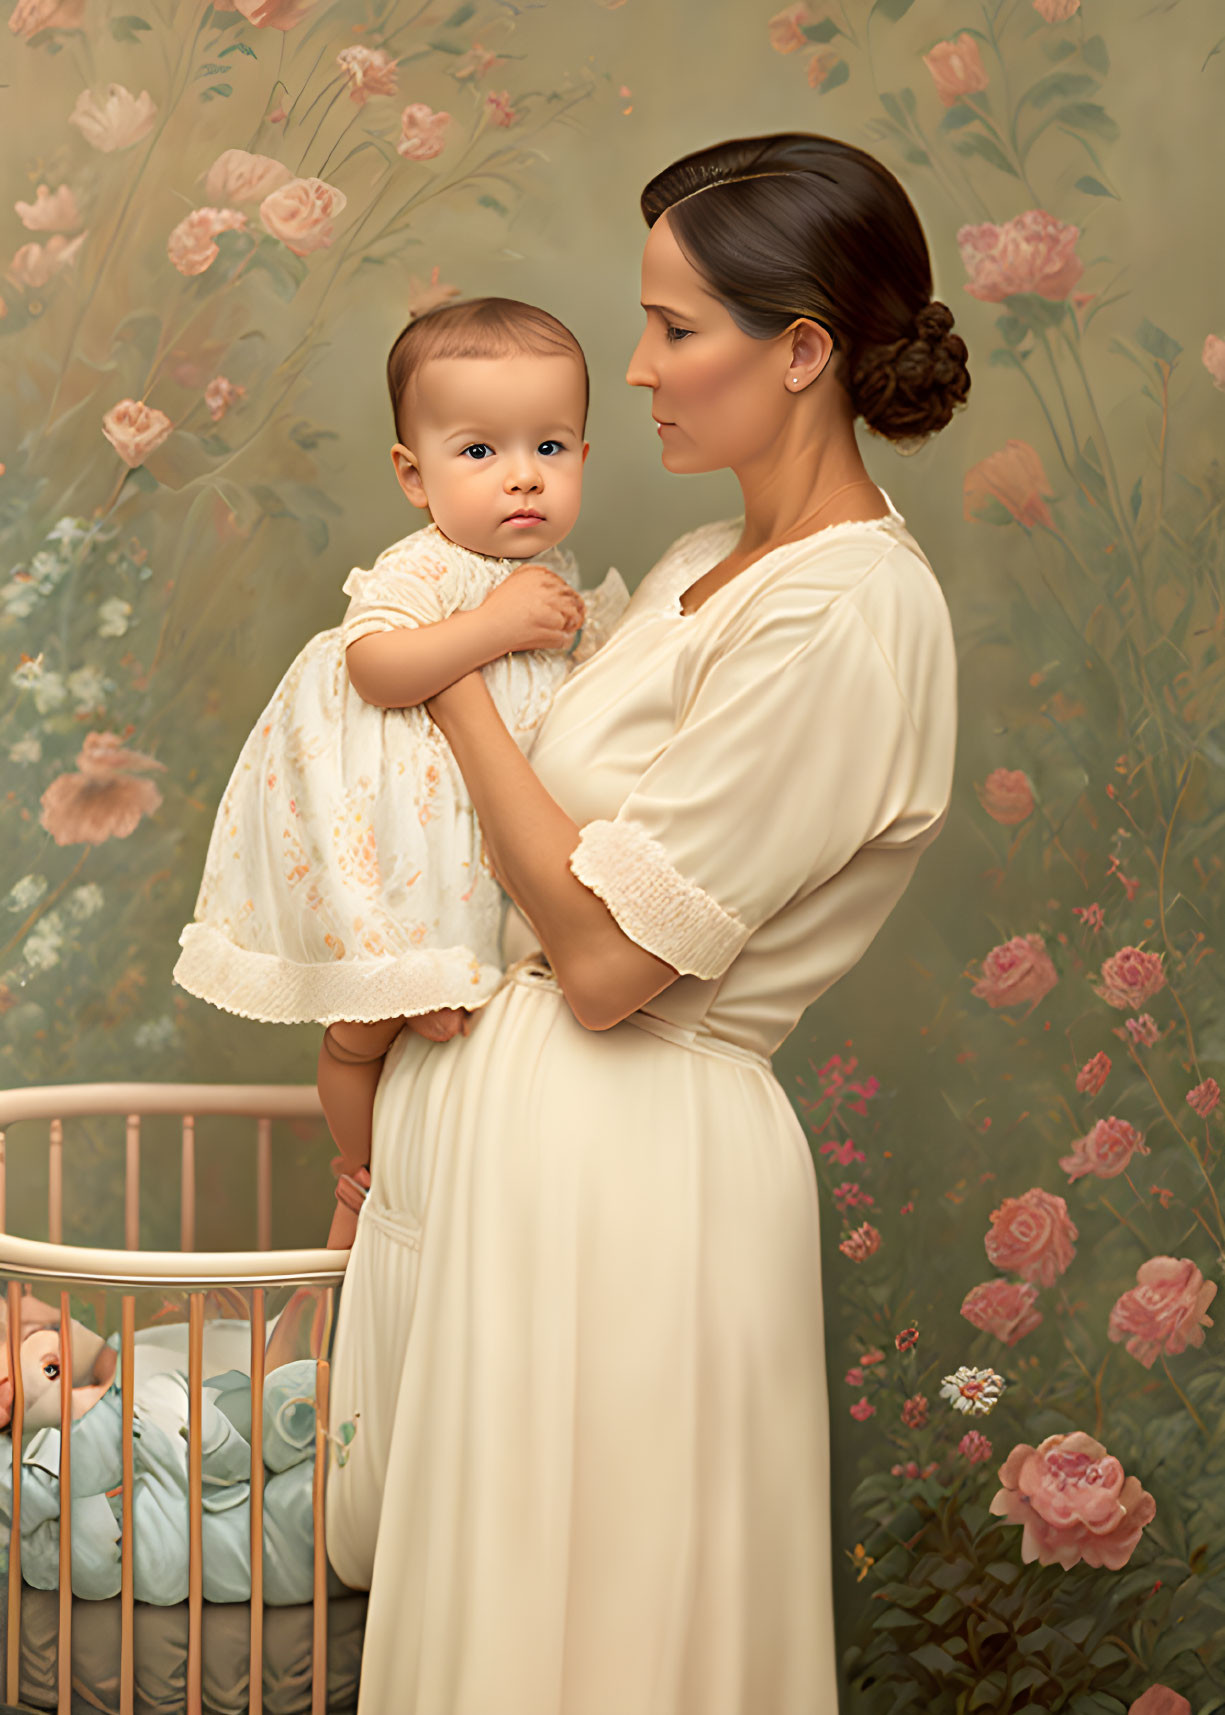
[391,444,429,509]
[786,318,837,391]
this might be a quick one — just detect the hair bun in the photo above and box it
[851,298,970,444]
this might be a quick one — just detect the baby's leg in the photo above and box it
[317,1017,406,1249]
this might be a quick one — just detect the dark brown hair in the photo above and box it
[386,296,589,445]
[641,134,970,443]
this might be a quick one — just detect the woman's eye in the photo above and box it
[537,440,565,457]
[462,444,494,460]
[665,325,692,343]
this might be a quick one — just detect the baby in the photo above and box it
[174,298,627,1247]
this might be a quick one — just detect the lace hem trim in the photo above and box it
[174,923,503,1026]
[568,819,747,981]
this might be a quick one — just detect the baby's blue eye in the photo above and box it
[462,444,493,460]
[538,440,565,456]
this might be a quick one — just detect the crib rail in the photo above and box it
[0,1083,349,1715]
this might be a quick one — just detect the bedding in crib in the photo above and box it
[0,1321,332,1607]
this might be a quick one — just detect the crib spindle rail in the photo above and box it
[0,1084,347,1715]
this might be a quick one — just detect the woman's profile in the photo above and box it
[326,130,967,1713]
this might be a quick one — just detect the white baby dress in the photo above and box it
[173,524,629,1026]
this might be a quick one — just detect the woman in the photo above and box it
[327,131,967,1713]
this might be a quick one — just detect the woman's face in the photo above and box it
[626,212,834,476]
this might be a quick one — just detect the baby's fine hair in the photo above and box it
[386,296,589,445]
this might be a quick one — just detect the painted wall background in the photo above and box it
[1,0,1223,1708]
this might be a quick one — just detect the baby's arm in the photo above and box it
[346,564,585,709]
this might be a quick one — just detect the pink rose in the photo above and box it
[984,1188,1077,1287]
[767,2,812,52]
[1059,1116,1149,1182]
[989,1431,1155,1569]
[1107,1257,1217,1369]
[397,104,452,161]
[849,1396,875,1420]
[1075,1050,1111,1095]
[961,1278,1043,1344]
[8,232,86,289]
[959,1430,993,1464]
[1128,1690,1191,1715]
[203,149,292,205]
[9,0,84,37]
[1123,1013,1161,1048]
[1187,1077,1220,1119]
[922,35,989,107]
[68,83,157,152]
[259,177,346,257]
[232,0,311,28]
[964,442,1055,530]
[167,207,247,278]
[484,90,518,128]
[976,766,1034,825]
[101,398,173,467]
[337,45,398,103]
[1203,335,1225,390]
[15,183,80,232]
[205,376,244,422]
[1093,946,1165,1010]
[839,1222,881,1262]
[1033,0,1080,18]
[971,931,1058,1010]
[958,210,1084,302]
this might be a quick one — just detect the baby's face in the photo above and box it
[393,352,588,559]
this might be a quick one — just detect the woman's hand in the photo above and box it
[479,564,585,654]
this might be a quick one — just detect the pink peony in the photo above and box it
[39,733,165,847]
[1128,1691,1191,1715]
[68,83,157,152]
[204,376,244,422]
[1093,946,1166,1010]
[976,766,1034,825]
[985,1188,1077,1287]
[922,34,989,107]
[337,44,398,103]
[1107,1257,1216,1369]
[767,1,812,52]
[1075,1050,1111,1095]
[1187,1077,1220,1119]
[167,207,247,278]
[9,0,84,36]
[203,149,292,205]
[971,931,1058,1010]
[484,90,518,128]
[964,441,1055,530]
[231,0,311,28]
[959,1430,993,1464]
[101,398,173,467]
[1059,1116,1150,1182]
[1123,1013,1161,1048]
[1203,335,1225,390]
[844,1366,865,1387]
[397,104,452,162]
[259,177,346,257]
[15,183,80,232]
[8,232,86,288]
[901,1394,928,1429]
[849,1396,875,1420]
[961,1278,1043,1345]
[989,1432,1155,1569]
[1033,0,1080,18]
[958,210,1084,302]
[839,1222,881,1262]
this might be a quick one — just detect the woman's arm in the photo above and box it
[425,672,679,1031]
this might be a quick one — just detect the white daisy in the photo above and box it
[940,1365,1006,1416]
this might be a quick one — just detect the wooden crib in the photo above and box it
[0,1082,352,1715]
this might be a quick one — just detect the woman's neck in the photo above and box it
[731,426,882,555]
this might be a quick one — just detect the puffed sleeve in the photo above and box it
[339,536,457,648]
[568,578,943,981]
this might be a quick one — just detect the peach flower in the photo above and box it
[8,232,85,289]
[403,265,461,320]
[205,376,244,422]
[984,1188,1077,1287]
[1059,1115,1149,1182]
[15,183,80,232]
[167,207,247,278]
[232,0,311,28]
[1108,1256,1216,1368]
[768,2,812,52]
[976,766,1034,824]
[839,1222,881,1262]
[69,84,157,152]
[1187,1077,1220,1119]
[971,931,1058,1010]
[807,50,840,89]
[484,90,518,128]
[958,210,1084,302]
[1033,0,1080,18]
[964,440,1055,529]
[455,40,505,79]
[1128,1690,1191,1715]
[9,0,84,36]
[203,149,292,205]
[337,44,398,103]
[39,733,165,847]
[961,1278,1043,1344]
[922,35,989,107]
[1202,334,1225,390]
[259,178,346,257]
[989,1432,1155,1569]
[101,398,173,467]
[397,104,452,161]
[1093,946,1165,1010]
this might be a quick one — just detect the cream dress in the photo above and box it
[326,493,958,1714]
[173,524,627,1025]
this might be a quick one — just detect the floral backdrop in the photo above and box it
[1,0,1223,1709]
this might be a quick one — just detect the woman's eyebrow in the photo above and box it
[641,302,693,319]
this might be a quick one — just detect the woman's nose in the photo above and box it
[625,330,657,390]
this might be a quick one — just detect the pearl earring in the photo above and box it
[790,376,800,386]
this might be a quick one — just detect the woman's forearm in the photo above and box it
[346,608,506,709]
[427,674,677,1030]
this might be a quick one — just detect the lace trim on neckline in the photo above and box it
[672,510,906,620]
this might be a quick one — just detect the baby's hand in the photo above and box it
[405,1007,472,1043]
[481,564,585,655]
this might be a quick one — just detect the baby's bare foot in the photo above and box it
[406,1007,468,1043]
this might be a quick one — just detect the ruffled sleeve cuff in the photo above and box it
[568,818,748,981]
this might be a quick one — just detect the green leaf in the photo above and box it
[109,13,152,41]
[201,81,233,100]
[219,39,257,56]
[878,91,905,126]
[195,61,231,76]
[900,86,917,116]
[1082,35,1110,75]
[1003,292,1069,332]
[1043,37,1078,61]
[428,37,464,54]
[1074,174,1116,197]
[1053,101,1120,141]
[925,1592,963,1625]
[1129,476,1142,521]
[910,1642,962,1674]
[477,194,508,216]
[951,132,1019,176]
[1204,35,1225,69]
[1021,71,1099,109]
[247,238,307,300]
[444,1,475,22]
[871,0,917,19]
[820,60,850,93]
[872,1606,924,1629]
[984,1560,1019,1584]
[995,312,1029,347]
[902,146,930,165]
[1136,316,1182,365]
[121,466,159,496]
[939,107,978,131]
[802,17,840,41]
